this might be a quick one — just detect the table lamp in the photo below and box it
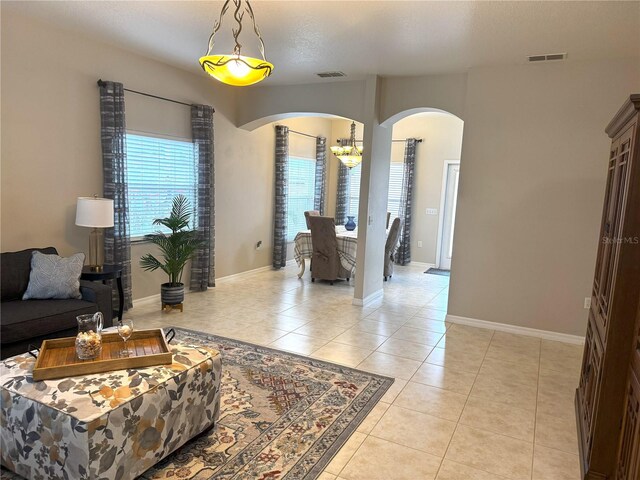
[75,196,114,272]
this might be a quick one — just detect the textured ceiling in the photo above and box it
[4,1,639,86]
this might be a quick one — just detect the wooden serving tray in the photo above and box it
[32,329,173,381]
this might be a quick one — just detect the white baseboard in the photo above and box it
[446,314,585,345]
[353,289,384,307]
[215,265,275,284]
[133,293,162,307]
[410,262,436,269]
[133,263,294,306]
[133,290,196,307]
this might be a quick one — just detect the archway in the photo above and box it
[241,112,356,132]
[243,112,365,291]
[234,100,465,310]
[380,107,464,314]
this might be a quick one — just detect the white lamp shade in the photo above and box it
[75,197,114,228]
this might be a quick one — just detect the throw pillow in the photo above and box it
[22,251,85,300]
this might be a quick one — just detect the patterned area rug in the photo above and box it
[1,327,393,480]
[425,268,451,277]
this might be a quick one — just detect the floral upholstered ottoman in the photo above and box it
[0,342,222,480]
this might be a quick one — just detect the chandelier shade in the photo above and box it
[331,122,363,169]
[199,0,273,87]
[199,54,273,87]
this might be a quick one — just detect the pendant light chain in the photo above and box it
[231,0,244,56]
[200,0,273,86]
[245,1,268,61]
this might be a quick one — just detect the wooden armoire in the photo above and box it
[576,94,640,480]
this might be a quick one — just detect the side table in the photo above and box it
[81,264,124,321]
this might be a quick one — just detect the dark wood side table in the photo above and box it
[80,264,124,322]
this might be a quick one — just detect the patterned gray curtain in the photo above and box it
[314,136,327,215]
[190,105,215,291]
[334,138,349,225]
[396,138,417,266]
[273,125,289,268]
[99,80,133,310]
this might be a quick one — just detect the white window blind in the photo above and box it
[387,162,405,218]
[347,164,362,219]
[286,156,316,241]
[346,162,404,223]
[126,133,198,238]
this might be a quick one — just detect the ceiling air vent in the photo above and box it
[528,53,567,63]
[316,71,346,78]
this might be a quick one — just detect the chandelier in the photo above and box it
[330,122,363,169]
[199,0,274,87]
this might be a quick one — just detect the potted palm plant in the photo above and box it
[140,195,204,307]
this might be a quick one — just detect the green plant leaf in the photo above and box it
[139,195,205,284]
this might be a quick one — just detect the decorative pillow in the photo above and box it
[22,251,85,300]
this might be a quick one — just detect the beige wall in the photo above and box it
[237,61,639,334]
[380,74,468,124]
[391,113,464,265]
[236,82,366,130]
[250,116,335,262]
[0,11,332,300]
[0,12,236,300]
[3,9,640,335]
[449,59,640,336]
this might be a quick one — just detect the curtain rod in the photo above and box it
[277,127,318,139]
[335,138,423,143]
[97,79,214,111]
[279,126,423,143]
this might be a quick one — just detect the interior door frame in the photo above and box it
[435,159,461,269]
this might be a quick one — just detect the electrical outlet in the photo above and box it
[256,240,263,251]
[584,297,591,309]
[417,241,423,248]
[426,208,438,215]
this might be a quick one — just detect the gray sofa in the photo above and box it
[1,247,113,359]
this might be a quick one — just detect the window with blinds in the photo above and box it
[126,133,198,238]
[387,162,405,218]
[346,162,405,223]
[347,164,362,219]
[287,156,316,241]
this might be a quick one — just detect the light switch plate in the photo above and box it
[417,241,423,248]
[426,208,438,215]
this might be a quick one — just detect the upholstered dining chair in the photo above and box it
[308,216,351,285]
[304,210,320,229]
[384,217,402,281]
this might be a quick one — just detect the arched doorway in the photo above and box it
[243,113,365,287]
[380,108,464,313]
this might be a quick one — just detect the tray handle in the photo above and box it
[165,328,176,344]
[27,344,40,359]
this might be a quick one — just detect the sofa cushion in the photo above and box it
[1,247,58,302]
[1,299,97,344]
[23,251,85,300]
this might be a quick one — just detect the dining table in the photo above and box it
[293,226,359,279]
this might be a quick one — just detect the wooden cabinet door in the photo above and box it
[577,96,640,480]
[616,313,640,480]
[578,313,604,456]
[616,369,640,480]
[593,125,634,342]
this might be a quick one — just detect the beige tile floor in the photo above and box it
[130,263,582,480]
